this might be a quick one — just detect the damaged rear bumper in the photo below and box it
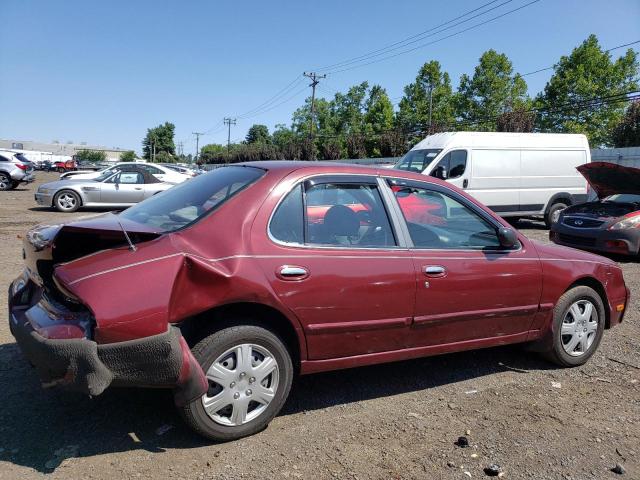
[8,282,207,405]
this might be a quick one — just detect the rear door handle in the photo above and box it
[463,179,469,188]
[277,265,309,280]
[134,187,143,190]
[424,265,446,277]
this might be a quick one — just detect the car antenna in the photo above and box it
[114,214,137,252]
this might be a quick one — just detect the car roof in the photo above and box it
[237,160,444,185]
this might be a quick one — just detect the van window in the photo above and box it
[394,149,441,173]
[430,150,467,180]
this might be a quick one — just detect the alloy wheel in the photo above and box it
[561,299,598,357]
[201,343,279,427]
[57,192,78,211]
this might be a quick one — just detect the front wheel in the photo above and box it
[0,173,12,191]
[180,325,293,441]
[543,286,605,367]
[53,190,81,212]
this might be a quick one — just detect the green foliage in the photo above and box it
[119,150,137,162]
[612,100,640,147]
[142,122,176,160]
[397,61,455,139]
[199,144,227,163]
[536,34,639,146]
[155,151,175,163]
[75,149,107,163]
[245,124,271,144]
[496,106,536,132]
[455,49,528,130]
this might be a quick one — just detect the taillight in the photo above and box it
[16,163,27,171]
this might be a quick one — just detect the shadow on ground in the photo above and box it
[0,340,553,474]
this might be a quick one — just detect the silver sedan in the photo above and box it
[35,167,175,212]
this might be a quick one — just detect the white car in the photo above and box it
[60,162,191,184]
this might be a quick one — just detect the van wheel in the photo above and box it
[545,201,568,228]
[180,325,293,442]
[542,286,605,367]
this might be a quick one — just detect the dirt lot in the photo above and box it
[0,172,638,480]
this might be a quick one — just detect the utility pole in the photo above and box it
[303,72,326,146]
[223,118,236,152]
[427,82,434,135]
[177,141,184,157]
[192,132,203,163]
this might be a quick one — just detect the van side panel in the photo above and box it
[467,149,521,212]
[520,150,588,210]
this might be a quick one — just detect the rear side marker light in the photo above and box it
[616,304,625,312]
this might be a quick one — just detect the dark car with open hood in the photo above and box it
[550,162,640,256]
[9,162,629,441]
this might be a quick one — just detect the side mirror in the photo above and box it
[431,166,448,180]
[497,227,518,248]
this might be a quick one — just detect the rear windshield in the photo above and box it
[15,153,32,164]
[120,165,265,232]
[394,149,442,173]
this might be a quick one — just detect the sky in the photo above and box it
[1,0,639,156]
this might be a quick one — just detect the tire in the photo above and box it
[542,286,605,367]
[57,167,65,173]
[545,201,568,228]
[180,325,293,442]
[53,189,81,212]
[0,173,11,191]
[11,181,20,189]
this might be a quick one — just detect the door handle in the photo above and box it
[424,265,446,277]
[463,179,469,188]
[277,265,309,280]
[134,187,143,190]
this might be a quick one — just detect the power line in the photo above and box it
[317,0,515,74]
[324,0,541,75]
[521,39,640,76]
[315,0,508,73]
[236,76,305,119]
[236,85,309,120]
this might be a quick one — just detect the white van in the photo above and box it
[394,132,591,226]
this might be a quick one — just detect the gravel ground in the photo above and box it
[0,172,638,480]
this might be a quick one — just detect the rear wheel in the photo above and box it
[180,325,293,442]
[57,167,65,173]
[545,201,568,228]
[53,190,81,212]
[543,286,605,367]
[0,173,12,191]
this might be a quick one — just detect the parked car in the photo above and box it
[35,160,54,172]
[0,150,35,190]
[60,162,191,183]
[550,161,640,255]
[35,165,174,212]
[160,163,200,177]
[9,162,628,441]
[394,132,591,226]
[54,159,77,173]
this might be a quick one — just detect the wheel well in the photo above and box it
[566,277,610,328]
[545,194,572,213]
[177,302,302,368]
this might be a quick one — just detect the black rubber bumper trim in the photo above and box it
[10,310,191,398]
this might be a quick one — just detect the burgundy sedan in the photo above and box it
[8,162,629,441]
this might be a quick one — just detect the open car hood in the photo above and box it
[577,162,640,198]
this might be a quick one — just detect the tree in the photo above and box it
[612,100,640,147]
[363,85,394,156]
[397,60,455,138]
[119,150,136,162]
[455,50,528,131]
[245,124,271,144]
[75,149,107,163]
[536,35,639,146]
[199,144,227,163]
[496,107,536,132]
[272,124,302,159]
[142,122,176,161]
[155,151,175,163]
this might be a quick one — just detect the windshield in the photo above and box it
[94,167,119,182]
[394,149,442,173]
[604,194,640,204]
[120,165,265,232]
